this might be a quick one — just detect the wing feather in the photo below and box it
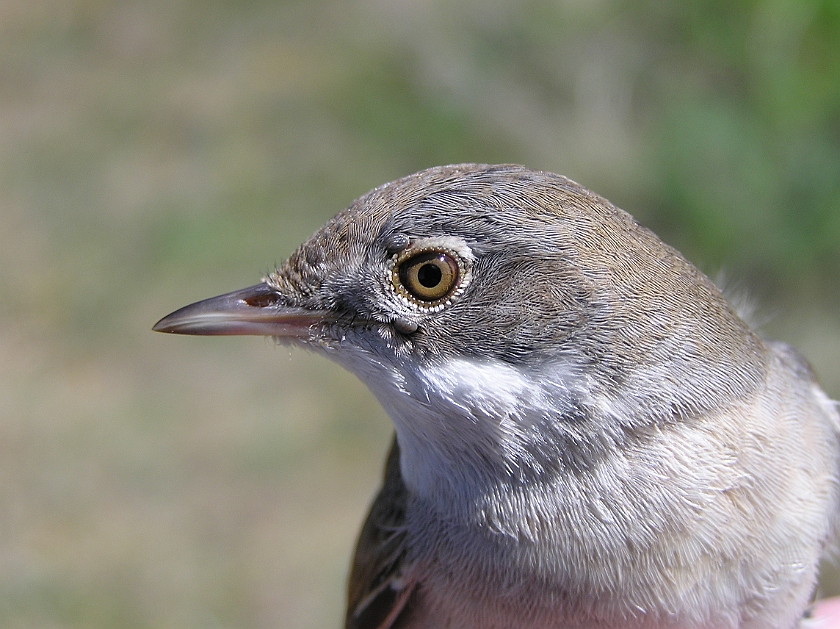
[346,436,417,629]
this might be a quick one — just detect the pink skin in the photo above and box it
[808,597,840,627]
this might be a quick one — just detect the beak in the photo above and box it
[153,282,328,338]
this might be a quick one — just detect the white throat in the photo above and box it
[338,348,592,504]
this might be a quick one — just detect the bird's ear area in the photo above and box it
[152,282,331,338]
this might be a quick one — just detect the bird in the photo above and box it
[154,164,840,629]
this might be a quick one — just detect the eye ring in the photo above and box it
[389,246,469,312]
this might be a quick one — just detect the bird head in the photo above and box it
[154,164,766,498]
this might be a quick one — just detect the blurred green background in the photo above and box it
[2,0,839,627]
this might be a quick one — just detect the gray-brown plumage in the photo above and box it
[347,437,413,629]
[154,164,840,628]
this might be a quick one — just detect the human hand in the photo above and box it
[806,597,840,627]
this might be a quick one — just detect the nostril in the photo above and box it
[243,291,281,308]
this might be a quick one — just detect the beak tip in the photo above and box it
[152,318,172,333]
[152,311,189,334]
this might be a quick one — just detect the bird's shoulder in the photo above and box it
[767,340,819,382]
[346,436,418,629]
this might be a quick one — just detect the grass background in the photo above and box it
[2,0,840,627]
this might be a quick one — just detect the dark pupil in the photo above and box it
[417,263,442,288]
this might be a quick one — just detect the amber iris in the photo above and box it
[397,251,460,302]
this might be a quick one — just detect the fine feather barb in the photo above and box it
[346,437,416,629]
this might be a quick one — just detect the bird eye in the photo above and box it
[399,251,458,301]
[390,247,467,310]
